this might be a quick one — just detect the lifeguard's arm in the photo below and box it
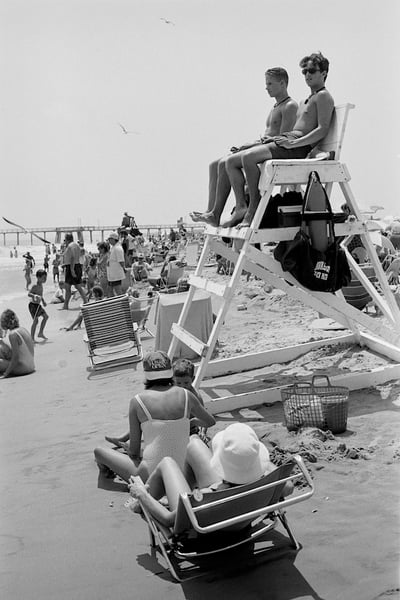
[278,100,298,134]
[128,398,142,458]
[2,332,20,378]
[188,391,215,428]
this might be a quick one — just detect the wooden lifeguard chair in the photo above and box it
[167,104,400,413]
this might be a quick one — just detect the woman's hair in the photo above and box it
[97,242,109,253]
[144,378,174,389]
[1,309,19,330]
[89,257,97,267]
[299,52,330,80]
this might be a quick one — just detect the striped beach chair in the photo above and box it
[81,295,142,370]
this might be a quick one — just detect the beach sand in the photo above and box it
[1,265,400,600]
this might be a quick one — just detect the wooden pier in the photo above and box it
[0,223,203,246]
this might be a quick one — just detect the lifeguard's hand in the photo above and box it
[274,136,292,149]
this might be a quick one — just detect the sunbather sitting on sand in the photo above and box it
[128,423,293,527]
[105,358,209,449]
[0,309,35,378]
[62,285,104,331]
[94,351,215,482]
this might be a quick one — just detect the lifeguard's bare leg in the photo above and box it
[238,145,273,228]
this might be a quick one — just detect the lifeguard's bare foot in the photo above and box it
[237,212,254,229]
[222,206,248,228]
[37,334,48,340]
[190,211,219,226]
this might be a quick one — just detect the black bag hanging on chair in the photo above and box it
[273,171,352,292]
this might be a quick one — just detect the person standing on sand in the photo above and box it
[28,269,49,341]
[106,232,126,297]
[61,232,87,309]
[96,242,109,296]
[190,67,298,227]
[0,309,35,378]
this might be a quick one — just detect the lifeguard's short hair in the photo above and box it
[299,52,330,80]
[265,67,289,85]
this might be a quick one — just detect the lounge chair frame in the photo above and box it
[81,294,143,370]
[133,455,314,581]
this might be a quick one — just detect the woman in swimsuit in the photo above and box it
[0,309,35,378]
[94,351,215,482]
[128,423,293,527]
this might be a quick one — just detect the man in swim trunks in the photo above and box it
[61,232,87,309]
[229,52,334,228]
[190,67,298,228]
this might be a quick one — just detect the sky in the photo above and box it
[1,0,399,229]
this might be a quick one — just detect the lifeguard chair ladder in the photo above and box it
[168,104,400,411]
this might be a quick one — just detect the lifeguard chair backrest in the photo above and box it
[317,103,355,160]
[173,461,295,535]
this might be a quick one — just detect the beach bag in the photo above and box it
[260,191,303,229]
[281,376,349,434]
[274,172,351,292]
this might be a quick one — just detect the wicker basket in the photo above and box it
[281,375,349,434]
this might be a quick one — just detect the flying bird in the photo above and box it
[118,123,140,135]
[160,17,175,25]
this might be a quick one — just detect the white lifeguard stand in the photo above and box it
[167,105,400,413]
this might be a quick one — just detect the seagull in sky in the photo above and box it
[160,17,175,25]
[118,122,140,135]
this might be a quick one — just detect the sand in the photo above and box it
[1,266,400,600]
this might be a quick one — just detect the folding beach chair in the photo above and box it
[81,294,142,370]
[129,293,159,339]
[159,261,185,293]
[133,455,314,582]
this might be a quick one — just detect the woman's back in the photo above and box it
[135,387,190,474]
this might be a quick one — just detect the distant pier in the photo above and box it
[0,223,203,246]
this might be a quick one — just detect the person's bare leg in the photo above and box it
[238,145,273,229]
[63,283,72,309]
[75,284,87,303]
[37,314,48,339]
[223,153,249,227]
[191,158,232,226]
[145,457,191,511]
[94,447,144,482]
[31,317,38,341]
[185,434,220,488]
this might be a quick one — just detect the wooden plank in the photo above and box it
[202,333,356,378]
[259,162,350,190]
[202,363,400,414]
[170,323,208,357]
[189,275,227,298]
[359,331,400,363]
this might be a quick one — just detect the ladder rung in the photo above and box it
[204,225,249,239]
[171,324,209,357]
[189,275,228,297]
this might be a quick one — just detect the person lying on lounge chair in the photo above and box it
[128,423,293,527]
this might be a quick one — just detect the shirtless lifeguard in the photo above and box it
[231,51,334,228]
[190,67,298,227]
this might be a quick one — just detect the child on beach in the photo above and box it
[63,285,104,331]
[86,257,98,293]
[104,357,208,448]
[28,269,49,341]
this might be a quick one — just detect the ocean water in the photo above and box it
[0,245,56,309]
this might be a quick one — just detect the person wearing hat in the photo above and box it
[130,252,152,283]
[128,422,292,527]
[94,351,215,482]
[106,231,126,296]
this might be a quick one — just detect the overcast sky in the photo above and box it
[1,0,399,229]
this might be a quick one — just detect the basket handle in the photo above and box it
[311,375,331,387]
